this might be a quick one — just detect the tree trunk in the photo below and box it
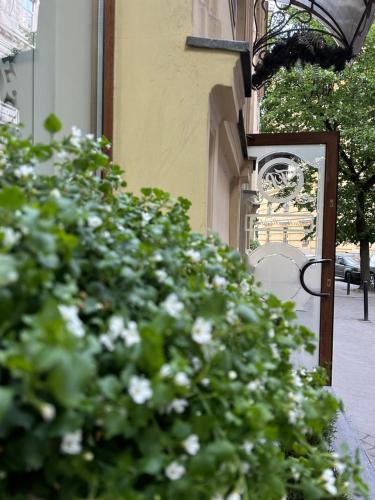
[360,239,370,288]
[356,189,371,288]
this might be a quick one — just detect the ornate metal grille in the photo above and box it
[252,0,375,88]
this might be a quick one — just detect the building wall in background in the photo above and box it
[0,0,98,167]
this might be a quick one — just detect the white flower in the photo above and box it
[58,304,85,338]
[15,165,34,178]
[227,491,241,500]
[183,434,200,455]
[162,293,184,318]
[268,328,275,338]
[142,212,152,224]
[335,461,346,475]
[100,333,115,351]
[240,280,250,294]
[321,469,337,496]
[6,270,18,283]
[153,252,163,262]
[71,125,82,138]
[51,188,61,199]
[70,137,81,148]
[292,371,303,387]
[83,451,94,461]
[186,249,201,262]
[242,441,254,454]
[174,372,190,387]
[201,377,210,386]
[160,364,173,378]
[211,495,224,500]
[155,269,168,282]
[270,343,280,359]
[288,409,300,424]
[128,375,153,404]
[86,133,95,140]
[247,380,262,392]
[291,467,300,480]
[167,398,188,414]
[226,304,237,324]
[192,317,212,344]
[70,127,82,147]
[61,430,82,455]
[213,275,227,289]
[165,461,185,481]
[56,150,69,161]
[119,321,140,347]
[1,227,20,247]
[40,403,56,421]
[87,215,103,229]
[228,370,237,380]
[288,391,304,404]
[107,316,124,337]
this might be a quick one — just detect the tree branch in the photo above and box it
[363,172,375,191]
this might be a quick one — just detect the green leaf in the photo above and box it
[98,375,122,400]
[0,186,26,210]
[44,113,62,134]
[0,387,13,420]
[139,453,166,475]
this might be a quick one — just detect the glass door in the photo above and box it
[246,132,338,380]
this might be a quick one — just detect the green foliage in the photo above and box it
[261,25,375,248]
[0,119,368,499]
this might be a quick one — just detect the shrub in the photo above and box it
[0,117,368,499]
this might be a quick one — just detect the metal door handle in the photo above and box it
[300,259,332,297]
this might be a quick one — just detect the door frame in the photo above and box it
[102,0,116,157]
[246,132,339,382]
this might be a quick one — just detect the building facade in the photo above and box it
[112,0,262,249]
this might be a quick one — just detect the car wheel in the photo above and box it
[370,273,375,289]
[345,271,352,283]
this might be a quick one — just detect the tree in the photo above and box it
[261,25,375,288]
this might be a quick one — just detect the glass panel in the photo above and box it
[246,144,326,369]
[291,0,375,55]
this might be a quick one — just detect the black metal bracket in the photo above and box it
[300,258,331,297]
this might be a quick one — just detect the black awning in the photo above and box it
[290,0,375,55]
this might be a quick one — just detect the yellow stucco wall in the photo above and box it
[113,1,240,233]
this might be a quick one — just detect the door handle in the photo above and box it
[300,259,332,297]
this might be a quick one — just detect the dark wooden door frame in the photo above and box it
[246,132,339,383]
[102,0,115,158]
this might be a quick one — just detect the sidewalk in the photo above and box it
[332,280,375,467]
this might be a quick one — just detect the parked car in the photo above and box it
[335,253,375,287]
[335,254,361,284]
[371,254,375,288]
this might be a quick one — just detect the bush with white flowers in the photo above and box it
[0,116,368,499]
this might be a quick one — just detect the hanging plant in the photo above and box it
[252,31,352,89]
